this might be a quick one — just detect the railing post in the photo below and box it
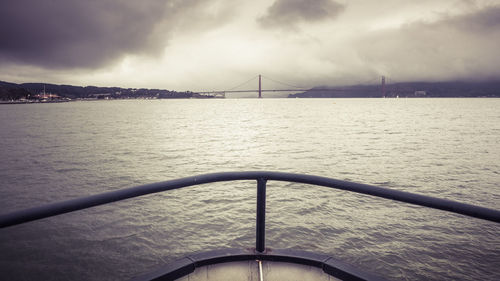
[256,178,267,253]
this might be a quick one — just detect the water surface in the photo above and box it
[0,98,499,280]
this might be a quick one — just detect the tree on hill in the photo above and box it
[0,86,31,100]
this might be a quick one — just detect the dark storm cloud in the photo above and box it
[258,0,345,30]
[355,5,500,81]
[0,0,207,69]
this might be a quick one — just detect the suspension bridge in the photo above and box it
[195,75,390,98]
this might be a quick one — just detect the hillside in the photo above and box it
[288,81,500,98]
[0,81,198,100]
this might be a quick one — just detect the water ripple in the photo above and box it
[0,99,499,281]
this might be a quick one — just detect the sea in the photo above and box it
[0,98,499,281]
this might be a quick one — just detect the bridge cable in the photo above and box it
[355,76,379,85]
[225,75,260,91]
[261,75,305,89]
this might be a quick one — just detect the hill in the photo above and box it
[0,81,32,100]
[0,81,199,100]
[288,81,500,98]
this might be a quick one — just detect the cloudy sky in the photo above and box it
[1,0,499,91]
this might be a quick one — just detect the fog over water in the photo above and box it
[0,99,499,280]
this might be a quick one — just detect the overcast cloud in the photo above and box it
[355,5,500,82]
[0,0,499,89]
[258,0,345,30]
[0,0,170,68]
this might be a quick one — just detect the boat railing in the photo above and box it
[1,171,499,280]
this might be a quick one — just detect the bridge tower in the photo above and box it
[381,76,386,97]
[258,74,262,98]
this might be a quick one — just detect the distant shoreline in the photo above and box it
[2,96,500,105]
[2,79,500,100]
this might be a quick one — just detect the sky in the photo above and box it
[1,0,499,91]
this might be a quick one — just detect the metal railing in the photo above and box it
[1,171,499,254]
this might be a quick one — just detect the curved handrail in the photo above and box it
[1,171,499,230]
[1,170,499,281]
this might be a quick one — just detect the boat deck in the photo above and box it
[178,260,339,281]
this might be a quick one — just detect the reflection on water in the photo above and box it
[0,98,499,280]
